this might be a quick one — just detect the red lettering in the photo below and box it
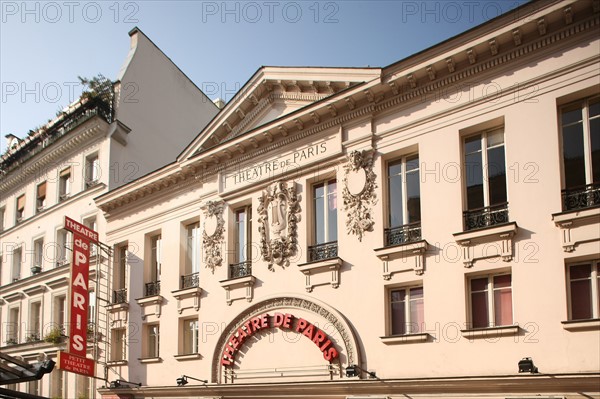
[312,329,326,346]
[273,313,284,327]
[229,335,240,350]
[302,323,315,340]
[236,327,248,341]
[295,318,308,332]
[251,317,261,331]
[243,320,253,334]
[323,347,338,361]
[320,339,332,352]
[282,313,293,329]
[260,313,269,328]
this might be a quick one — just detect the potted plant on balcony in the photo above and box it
[43,327,65,344]
[5,338,18,346]
[31,265,42,275]
[26,333,41,343]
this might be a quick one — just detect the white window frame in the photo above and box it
[463,128,507,210]
[468,271,513,329]
[566,260,600,320]
[0,206,5,232]
[389,284,424,336]
[11,247,22,282]
[111,328,127,361]
[28,300,42,341]
[560,96,600,188]
[182,318,199,355]
[312,178,338,245]
[146,323,160,358]
[85,153,100,187]
[15,194,25,223]
[387,153,421,228]
[36,181,47,213]
[186,222,201,275]
[234,205,252,264]
[33,237,44,269]
[58,167,72,200]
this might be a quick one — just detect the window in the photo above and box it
[230,206,252,278]
[310,179,338,261]
[390,286,424,335]
[145,235,161,296]
[33,238,44,271]
[0,206,5,232]
[36,182,46,213]
[567,261,600,320]
[84,217,97,256]
[145,324,160,358]
[27,380,39,396]
[182,319,199,354]
[76,375,90,399]
[88,291,96,327]
[56,229,71,267]
[463,129,508,230]
[59,168,72,200]
[111,328,126,361]
[469,273,512,328]
[54,295,67,332]
[28,301,42,341]
[85,154,100,187]
[16,194,25,223]
[12,247,22,281]
[386,154,421,246]
[560,97,600,210]
[113,245,127,303]
[7,307,20,344]
[182,222,200,288]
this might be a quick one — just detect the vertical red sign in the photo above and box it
[64,216,98,358]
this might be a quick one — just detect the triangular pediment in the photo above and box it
[178,66,380,161]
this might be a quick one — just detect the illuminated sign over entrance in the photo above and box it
[220,312,339,366]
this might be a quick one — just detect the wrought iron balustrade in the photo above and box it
[113,288,127,304]
[180,272,200,289]
[145,281,161,297]
[463,202,509,231]
[229,261,252,279]
[384,223,422,247]
[308,241,338,262]
[562,183,600,211]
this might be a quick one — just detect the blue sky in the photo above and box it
[0,0,526,151]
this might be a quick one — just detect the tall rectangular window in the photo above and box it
[51,369,65,398]
[54,295,66,332]
[7,307,20,343]
[33,238,44,271]
[146,324,160,358]
[0,206,5,232]
[16,194,25,223]
[463,129,508,229]
[59,168,72,200]
[390,286,424,335]
[561,97,600,210]
[184,222,201,288]
[145,235,161,296]
[182,319,199,354]
[230,206,252,278]
[27,380,39,396]
[12,247,22,281]
[469,273,512,328]
[310,179,338,261]
[113,245,127,303]
[85,154,100,187]
[84,217,97,256]
[111,328,126,361]
[29,301,42,341]
[36,182,47,213]
[56,229,72,267]
[568,261,600,320]
[386,154,421,245]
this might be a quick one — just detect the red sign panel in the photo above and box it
[58,351,95,377]
[220,312,339,366]
[64,216,97,375]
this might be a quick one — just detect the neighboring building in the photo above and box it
[94,1,600,398]
[0,29,218,397]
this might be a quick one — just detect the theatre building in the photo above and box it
[0,29,217,397]
[94,1,600,398]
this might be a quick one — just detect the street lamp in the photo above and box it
[176,375,208,386]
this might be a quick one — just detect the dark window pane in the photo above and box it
[591,117,600,183]
[487,146,507,205]
[327,181,337,242]
[391,289,406,303]
[563,121,586,189]
[562,106,582,126]
[406,169,421,223]
[466,151,484,209]
[465,135,482,154]
[314,185,325,244]
[471,291,488,328]
[493,274,511,288]
[406,155,419,172]
[471,277,488,292]
[391,289,406,335]
[570,279,592,320]
[570,264,591,279]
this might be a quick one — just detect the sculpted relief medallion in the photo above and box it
[201,200,225,272]
[257,181,301,270]
[342,150,377,242]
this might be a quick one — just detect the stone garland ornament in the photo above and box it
[257,181,301,270]
[342,150,377,241]
[201,200,225,273]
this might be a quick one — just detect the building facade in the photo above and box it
[94,1,600,398]
[0,29,218,397]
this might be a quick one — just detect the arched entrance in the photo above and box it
[211,294,361,383]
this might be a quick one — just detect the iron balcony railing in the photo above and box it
[180,272,200,289]
[308,241,338,262]
[145,281,161,297]
[229,261,252,279]
[113,288,127,304]
[562,183,600,211]
[463,202,509,231]
[384,222,422,247]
